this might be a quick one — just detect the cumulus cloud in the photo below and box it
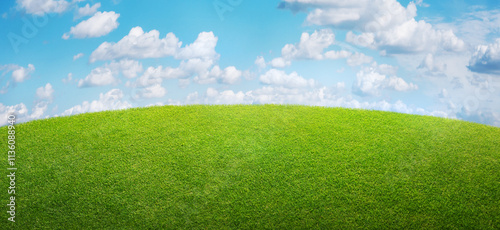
[89,27,220,63]
[63,11,120,39]
[209,66,242,85]
[269,57,291,68]
[176,85,448,120]
[61,89,132,116]
[135,84,167,99]
[468,38,500,74]
[280,0,466,54]
[184,88,251,105]
[136,58,212,86]
[77,59,142,88]
[73,53,84,60]
[346,20,466,54]
[16,0,70,15]
[30,100,49,120]
[89,27,180,62]
[78,67,117,87]
[134,72,164,88]
[353,64,418,96]
[324,50,351,59]
[175,32,219,60]
[106,59,143,79]
[140,65,186,83]
[418,53,446,72]
[0,103,29,126]
[74,2,101,19]
[255,56,266,69]
[268,29,374,67]
[259,69,316,88]
[135,58,241,86]
[0,64,35,92]
[62,73,73,83]
[346,52,373,66]
[415,0,430,7]
[268,29,346,68]
[282,29,335,60]
[11,64,35,82]
[36,83,54,100]
[457,107,500,128]
[0,83,55,125]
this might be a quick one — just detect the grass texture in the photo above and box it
[1,104,499,229]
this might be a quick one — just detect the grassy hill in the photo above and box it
[2,104,499,229]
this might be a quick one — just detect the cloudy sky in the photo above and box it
[1,0,500,127]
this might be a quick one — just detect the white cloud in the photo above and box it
[61,89,132,116]
[36,83,54,100]
[177,85,448,120]
[175,32,219,60]
[346,19,466,54]
[136,57,240,85]
[468,38,500,74]
[324,50,351,59]
[106,59,143,79]
[281,0,466,54]
[260,69,316,88]
[178,79,190,88]
[30,100,49,120]
[415,0,429,7]
[90,27,181,62]
[77,60,142,88]
[193,63,243,85]
[138,58,212,85]
[269,57,291,68]
[209,66,242,85]
[205,88,250,104]
[281,29,335,60]
[16,0,70,15]
[90,27,221,63]
[255,56,266,69]
[78,67,117,87]
[75,2,100,19]
[267,29,340,68]
[11,64,35,82]
[0,64,36,90]
[136,84,166,99]
[387,76,419,92]
[353,64,418,96]
[375,63,399,76]
[0,83,55,125]
[184,88,251,105]
[63,11,120,39]
[353,70,386,96]
[440,10,500,48]
[346,52,373,66]
[0,103,29,126]
[73,53,84,60]
[62,73,73,83]
[418,53,446,72]
[140,66,185,82]
[135,72,164,88]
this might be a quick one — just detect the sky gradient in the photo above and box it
[1,0,500,126]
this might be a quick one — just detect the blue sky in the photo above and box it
[1,0,500,126]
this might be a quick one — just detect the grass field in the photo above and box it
[2,104,500,229]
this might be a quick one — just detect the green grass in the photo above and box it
[2,104,500,229]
